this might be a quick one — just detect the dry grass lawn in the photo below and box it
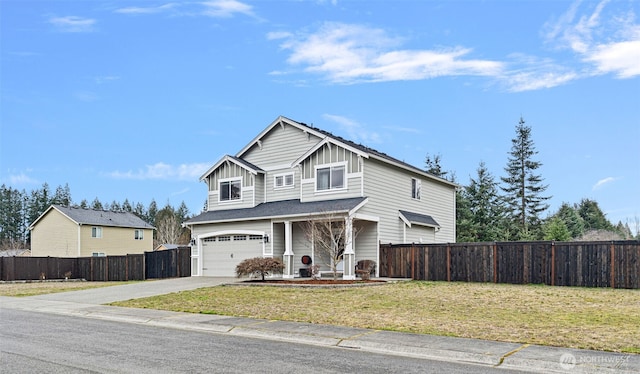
[0,281,136,297]
[112,281,640,353]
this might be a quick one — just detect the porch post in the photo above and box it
[283,221,295,279]
[343,216,356,280]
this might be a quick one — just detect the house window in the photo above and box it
[91,227,102,238]
[92,252,106,257]
[412,178,421,200]
[274,173,294,189]
[316,164,346,191]
[219,178,241,202]
[134,229,144,240]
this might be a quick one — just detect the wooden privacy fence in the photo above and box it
[379,241,640,289]
[0,247,191,281]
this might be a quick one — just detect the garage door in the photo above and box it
[201,234,263,276]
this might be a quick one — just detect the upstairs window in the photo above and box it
[91,227,102,238]
[134,229,144,240]
[316,164,346,191]
[274,173,294,189]
[219,178,241,202]
[412,178,421,200]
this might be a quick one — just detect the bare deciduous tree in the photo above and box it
[299,212,362,280]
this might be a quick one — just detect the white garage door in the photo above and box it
[201,234,263,277]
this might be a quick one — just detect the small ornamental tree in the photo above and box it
[235,257,285,281]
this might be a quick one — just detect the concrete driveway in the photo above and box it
[26,277,236,304]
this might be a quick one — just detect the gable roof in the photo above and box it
[186,197,368,225]
[200,154,264,181]
[29,205,155,230]
[399,210,440,229]
[238,116,457,187]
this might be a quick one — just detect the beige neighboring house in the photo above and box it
[29,205,155,257]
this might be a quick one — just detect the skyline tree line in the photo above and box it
[1,116,638,250]
[0,183,191,250]
[426,117,638,242]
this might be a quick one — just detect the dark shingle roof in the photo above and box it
[186,197,367,225]
[399,210,440,228]
[52,205,155,229]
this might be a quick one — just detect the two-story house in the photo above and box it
[30,205,155,257]
[185,116,457,279]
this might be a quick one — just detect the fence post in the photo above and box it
[551,241,555,286]
[610,241,615,289]
[412,244,415,280]
[493,242,498,283]
[446,243,451,282]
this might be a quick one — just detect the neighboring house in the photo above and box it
[155,244,180,251]
[185,116,457,279]
[0,249,31,257]
[29,205,155,257]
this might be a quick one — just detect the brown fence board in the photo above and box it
[0,247,190,282]
[380,240,639,289]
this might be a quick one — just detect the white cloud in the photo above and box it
[48,16,96,33]
[3,173,38,185]
[94,75,121,84]
[272,22,503,84]
[593,176,617,190]
[543,0,640,79]
[381,125,422,134]
[201,0,256,18]
[106,162,211,181]
[322,114,381,145]
[115,3,177,14]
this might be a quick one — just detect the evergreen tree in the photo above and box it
[577,198,613,231]
[147,199,158,226]
[51,183,72,207]
[543,216,571,241]
[90,197,104,210]
[122,199,133,212]
[553,202,585,239]
[461,161,509,241]
[500,117,551,239]
[0,185,27,245]
[79,199,89,209]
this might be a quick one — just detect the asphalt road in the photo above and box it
[0,309,526,374]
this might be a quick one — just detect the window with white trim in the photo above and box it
[411,178,421,200]
[274,172,294,189]
[219,178,241,202]
[134,229,144,240]
[91,227,102,238]
[92,252,106,257]
[316,163,346,191]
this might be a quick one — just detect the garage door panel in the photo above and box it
[202,236,263,277]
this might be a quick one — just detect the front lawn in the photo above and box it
[111,281,640,353]
[0,281,138,297]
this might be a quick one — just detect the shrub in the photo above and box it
[235,257,285,281]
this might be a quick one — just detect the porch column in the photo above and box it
[283,221,295,279]
[343,216,356,280]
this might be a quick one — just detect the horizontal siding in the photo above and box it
[243,122,322,167]
[266,168,301,202]
[31,210,79,257]
[300,174,363,202]
[361,158,455,244]
[79,226,153,257]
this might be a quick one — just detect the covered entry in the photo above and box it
[200,233,265,277]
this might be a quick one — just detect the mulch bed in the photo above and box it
[233,278,387,287]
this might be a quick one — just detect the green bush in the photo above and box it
[235,257,285,281]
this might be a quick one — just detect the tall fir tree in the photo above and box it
[500,117,551,240]
[462,161,509,241]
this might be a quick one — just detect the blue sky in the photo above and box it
[1,0,639,229]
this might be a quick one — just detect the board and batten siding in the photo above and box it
[361,158,455,244]
[31,209,80,257]
[242,122,319,203]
